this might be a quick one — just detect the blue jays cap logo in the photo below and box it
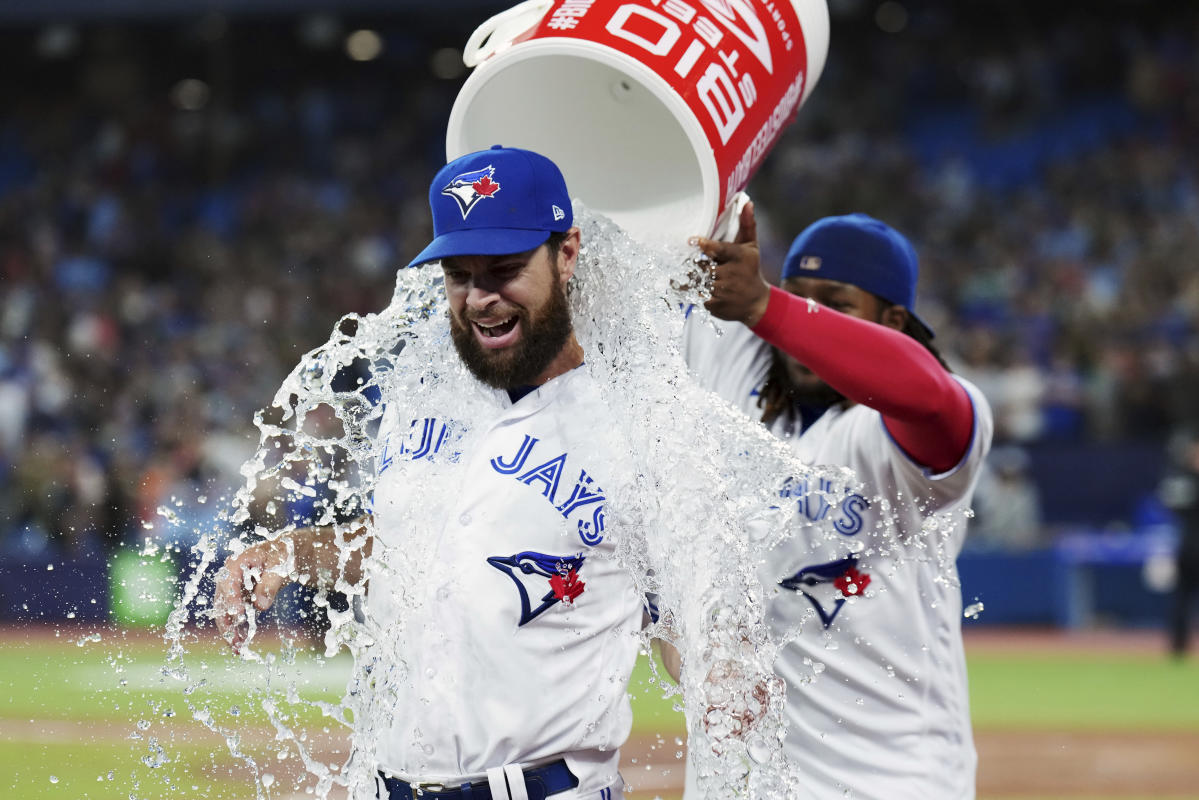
[487,551,586,627]
[441,165,501,219]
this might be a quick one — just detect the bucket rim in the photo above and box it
[445,36,722,239]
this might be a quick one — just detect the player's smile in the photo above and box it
[470,313,522,349]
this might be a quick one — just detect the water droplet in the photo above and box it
[963,601,985,620]
[745,734,772,764]
[49,776,58,784]
[156,505,181,526]
[261,774,275,788]
[141,739,168,768]
[459,512,472,525]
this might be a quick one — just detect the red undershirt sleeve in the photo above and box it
[750,286,974,474]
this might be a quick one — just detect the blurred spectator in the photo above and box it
[970,446,1044,551]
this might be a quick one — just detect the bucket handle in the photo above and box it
[463,0,555,68]
[712,191,752,242]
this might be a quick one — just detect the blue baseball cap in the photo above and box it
[781,213,934,336]
[407,145,573,268]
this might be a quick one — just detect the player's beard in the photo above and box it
[772,348,846,408]
[449,277,574,390]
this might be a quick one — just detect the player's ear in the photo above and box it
[880,304,908,331]
[556,227,581,285]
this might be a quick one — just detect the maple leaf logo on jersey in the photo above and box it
[550,568,585,603]
[833,566,871,597]
[441,166,501,219]
[779,555,871,629]
[487,551,586,627]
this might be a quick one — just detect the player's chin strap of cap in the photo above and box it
[378,759,578,800]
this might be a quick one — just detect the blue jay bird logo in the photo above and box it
[779,555,870,629]
[441,165,501,219]
[487,551,586,627]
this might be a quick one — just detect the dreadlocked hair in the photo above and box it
[903,314,951,371]
[756,307,952,427]
[758,353,801,429]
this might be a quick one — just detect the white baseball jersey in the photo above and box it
[364,365,644,796]
[682,313,993,800]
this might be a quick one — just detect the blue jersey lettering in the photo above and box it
[491,435,607,545]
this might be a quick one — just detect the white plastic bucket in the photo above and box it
[446,0,830,244]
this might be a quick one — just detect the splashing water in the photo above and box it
[162,203,859,798]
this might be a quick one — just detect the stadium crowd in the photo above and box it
[1,3,1196,560]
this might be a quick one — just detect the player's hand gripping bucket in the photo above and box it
[446,0,829,243]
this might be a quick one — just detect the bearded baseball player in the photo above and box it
[216,146,648,800]
[678,205,993,799]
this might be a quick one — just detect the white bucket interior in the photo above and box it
[446,41,718,244]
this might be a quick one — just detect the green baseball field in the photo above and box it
[2,625,1197,799]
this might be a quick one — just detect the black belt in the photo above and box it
[378,759,578,800]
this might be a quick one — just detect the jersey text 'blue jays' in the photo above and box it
[491,434,607,546]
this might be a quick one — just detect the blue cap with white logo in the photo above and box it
[407,145,573,268]
[781,212,934,336]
